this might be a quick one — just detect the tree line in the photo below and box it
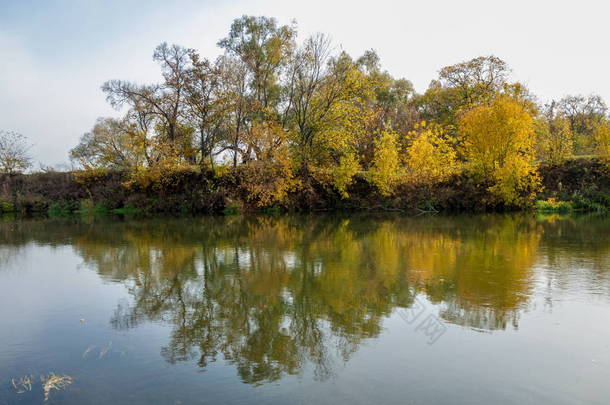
[3,16,610,208]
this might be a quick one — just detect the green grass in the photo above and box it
[110,206,141,215]
[536,193,610,214]
[535,198,573,213]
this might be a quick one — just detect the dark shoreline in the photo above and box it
[1,158,609,216]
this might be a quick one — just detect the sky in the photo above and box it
[1,0,609,166]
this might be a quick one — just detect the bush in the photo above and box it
[223,198,242,216]
[48,201,77,216]
[535,198,573,213]
[0,201,15,213]
[572,195,607,212]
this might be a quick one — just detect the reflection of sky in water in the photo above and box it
[0,214,609,405]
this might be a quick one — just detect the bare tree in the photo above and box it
[557,94,608,135]
[285,33,333,152]
[102,43,192,144]
[184,52,225,166]
[285,33,358,171]
[0,130,32,174]
[217,55,251,166]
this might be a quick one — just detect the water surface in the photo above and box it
[1,214,609,404]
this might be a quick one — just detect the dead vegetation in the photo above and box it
[11,374,34,394]
[40,373,74,401]
[10,372,74,401]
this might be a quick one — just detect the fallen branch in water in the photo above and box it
[11,375,34,394]
[41,373,74,401]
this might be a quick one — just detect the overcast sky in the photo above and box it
[1,0,609,166]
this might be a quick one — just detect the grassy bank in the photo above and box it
[1,158,609,216]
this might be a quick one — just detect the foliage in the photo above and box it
[73,168,111,187]
[48,201,76,216]
[535,198,573,213]
[535,115,573,164]
[404,122,457,186]
[0,201,15,213]
[459,95,541,206]
[368,131,402,195]
[123,160,198,191]
[222,198,242,215]
[556,95,607,155]
[318,152,360,198]
[70,117,147,170]
[593,120,610,167]
[58,16,610,212]
[239,158,299,207]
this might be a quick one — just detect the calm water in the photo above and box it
[1,214,609,404]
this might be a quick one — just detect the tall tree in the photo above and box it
[218,15,296,112]
[415,56,511,129]
[102,43,192,148]
[216,55,251,166]
[184,52,225,166]
[0,130,32,174]
[438,55,509,105]
[556,94,607,154]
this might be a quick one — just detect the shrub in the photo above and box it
[48,201,76,216]
[459,95,541,207]
[535,198,573,213]
[0,201,15,213]
[369,131,402,196]
[223,198,242,215]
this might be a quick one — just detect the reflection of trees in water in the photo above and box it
[72,215,542,382]
[0,246,22,270]
[99,217,417,383]
[535,214,610,300]
[2,214,609,383]
[401,215,543,330]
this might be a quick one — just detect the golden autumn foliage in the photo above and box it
[240,153,300,207]
[67,16,610,211]
[535,116,573,164]
[122,141,196,190]
[369,131,401,196]
[593,121,610,167]
[314,152,360,198]
[404,122,457,186]
[459,96,541,205]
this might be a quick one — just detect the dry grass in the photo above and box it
[40,373,74,401]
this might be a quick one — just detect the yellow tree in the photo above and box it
[459,95,540,206]
[593,120,610,166]
[404,122,458,186]
[369,131,401,196]
[240,121,299,207]
[535,115,573,164]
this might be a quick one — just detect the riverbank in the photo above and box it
[1,158,609,216]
